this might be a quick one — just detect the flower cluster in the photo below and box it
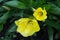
[15,7,47,37]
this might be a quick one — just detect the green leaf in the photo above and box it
[55,32,60,39]
[29,0,34,7]
[56,0,60,7]
[47,27,53,40]
[5,24,16,36]
[46,0,52,2]
[0,0,3,2]
[0,11,12,24]
[0,24,3,32]
[4,24,16,40]
[4,1,26,9]
[48,3,60,15]
[43,4,52,11]
[46,20,60,29]
[0,7,5,12]
[38,0,46,4]
[3,36,11,40]
[20,0,34,8]
[57,29,60,37]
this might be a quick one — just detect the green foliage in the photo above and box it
[47,27,53,40]
[4,1,26,9]
[0,24,3,32]
[56,0,60,7]
[0,0,3,2]
[46,20,60,29]
[48,3,60,15]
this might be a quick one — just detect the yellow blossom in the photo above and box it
[15,18,40,37]
[33,7,47,21]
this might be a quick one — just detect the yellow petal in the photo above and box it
[33,7,47,21]
[15,18,40,37]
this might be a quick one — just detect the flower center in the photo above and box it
[28,21,32,23]
[38,11,43,16]
[27,20,33,25]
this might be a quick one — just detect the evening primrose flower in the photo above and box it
[15,18,40,37]
[33,7,47,21]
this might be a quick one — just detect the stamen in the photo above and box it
[38,12,43,16]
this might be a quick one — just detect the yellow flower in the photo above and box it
[15,18,40,37]
[33,7,47,21]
